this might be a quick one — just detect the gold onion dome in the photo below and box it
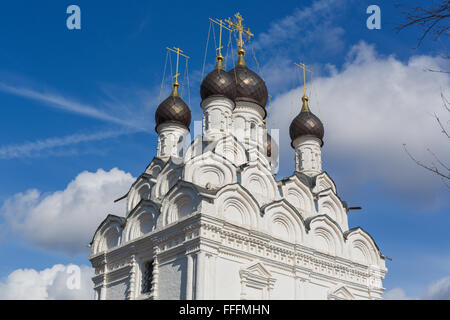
[289,94,324,146]
[200,55,236,101]
[228,49,268,115]
[155,83,192,131]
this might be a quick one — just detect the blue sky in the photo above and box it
[0,0,449,299]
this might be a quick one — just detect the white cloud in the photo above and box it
[268,41,450,207]
[383,287,410,300]
[0,129,135,160]
[244,0,349,99]
[0,168,135,255]
[0,264,94,300]
[384,275,450,300]
[0,82,129,127]
[0,79,161,133]
[254,0,345,52]
[422,276,450,299]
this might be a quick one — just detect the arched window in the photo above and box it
[141,260,154,294]
[250,122,257,140]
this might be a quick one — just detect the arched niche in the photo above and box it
[241,161,279,206]
[317,189,348,231]
[313,172,337,194]
[307,215,345,257]
[159,182,201,227]
[205,106,231,133]
[280,175,315,218]
[346,228,380,267]
[212,135,248,167]
[214,184,260,230]
[126,177,153,214]
[91,215,125,255]
[183,151,237,190]
[123,202,159,242]
[144,157,165,178]
[152,163,182,201]
[262,201,306,244]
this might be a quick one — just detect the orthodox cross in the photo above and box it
[209,18,232,58]
[166,46,190,85]
[225,12,254,51]
[294,62,313,96]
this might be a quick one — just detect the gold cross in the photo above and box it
[294,62,313,96]
[209,18,232,58]
[166,46,189,85]
[225,13,254,51]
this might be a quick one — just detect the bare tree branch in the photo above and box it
[427,148,450,171]
[395,1,450,48]
[434,112,450,139]
[397,2,450,187]
[403,144,450,181]
[442,92,450,112]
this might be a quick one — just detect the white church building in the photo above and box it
[89,14,388,300]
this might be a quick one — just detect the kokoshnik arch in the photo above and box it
[89,12,388,300]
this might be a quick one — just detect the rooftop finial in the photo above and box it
[171,81,180,97]
[226,12,253,64]
[301,94,310,113]
[166,46,190,96]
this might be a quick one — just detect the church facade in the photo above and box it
[89,14,387,300]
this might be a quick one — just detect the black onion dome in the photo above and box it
[155,85,191,130]
[228,54,268,111]
[200,57,236,101]
[289,95,324,146]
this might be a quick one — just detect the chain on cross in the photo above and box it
[166,46,190,86]
[294,62,313,96]
[209,18,232,59]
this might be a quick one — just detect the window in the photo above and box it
[141,260,154,294]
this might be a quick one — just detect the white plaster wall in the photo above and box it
[304,281,329,300]
[106,281,128,300]
[158,257,187,300]
[214,257,242,300]
[270,272,296,299]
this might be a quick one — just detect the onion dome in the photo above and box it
[155,83,191,131]
[289,94,324,147]
[228,49,268,113]
[200,55,236,101]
